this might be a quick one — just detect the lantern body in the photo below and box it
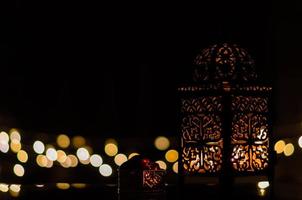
[118,156,166,200]
[178,44,272,179]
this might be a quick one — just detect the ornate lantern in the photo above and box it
[178,43,272,196]
[118,155,166,200]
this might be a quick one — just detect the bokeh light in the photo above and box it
[154,136,170,151]
[57,134,70,149]
[172,162,178,173]
[72,136,86,148]
[0,183,9,192]
[77,147,90,161]
[57,150,67,163]
[114,153,127,166]
[105,143,118,157]
[284,143,294,156]
[90,154,103,167]
[46,158,54,168]
[258,181,269,189]
[298,136,302,148]
[165,149,178,163]
[128,152,139,159]
[56,183,70,190]
[99,164,112,177]
[155,160,167,170]
[17,150,28,163]
[13,164,25,177]
[274,140,286,154]
[9,184,21,193]
[71,183,86,189]
[33,141,45,154]
[0,143,9,153]
[36,155,48,167]
[68,155,78,167]
[61,156,71,168]
[10,140,21,153]
[46,148,57,161]
[0,131,9,144]
[9,129,21,142]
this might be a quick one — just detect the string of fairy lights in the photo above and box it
[0,128,179,197]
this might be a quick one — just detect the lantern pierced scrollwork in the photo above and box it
[178,43,272,178]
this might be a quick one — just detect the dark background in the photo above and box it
[5,1,284,138]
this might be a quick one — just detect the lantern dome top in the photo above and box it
[193,43,258,82]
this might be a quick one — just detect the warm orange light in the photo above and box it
[10,140,22,153]
[17,150,28,163]
[155,160,167,170]
[105,143,118,157]
[165,149,178,163]
[172,162,178,173]
[114,153,127,166]
[128,152,140,159]
[72,136,86,148]
[57,150,67,163]
[57,134,70,149]
[36,155,48,167]
[154,136,170,151]
[13,164,25,177]
[274,140,285,154]
[56,183,70,190]
[68,155,78,167]
[284,143,294,156]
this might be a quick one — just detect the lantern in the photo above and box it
[118,155,166,200]
[178,43,273,196]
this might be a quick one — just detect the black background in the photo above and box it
[3,0,301,139]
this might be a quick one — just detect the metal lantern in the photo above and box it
[118,155,166,200]
[178,43,273,196]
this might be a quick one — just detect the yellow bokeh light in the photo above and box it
[172,162,178,173]
[105,138,117,145]
[46,148,57,161]
[258,181,269,189]
[90,154,103,167]
[105,143,118,157]
[57,150,67,163]
[71,183,86,189]
[9,129,21,142]
[68,155,78,167]
[79,158,90,165]
[284,143,294,156]
[17,150,28,163]
[57,134,70,149]
[33,140,45,154]
[9,184,21,193]
[165,149,178,163]
[9,190,20,197]
[46,158,54,168]
[56,183,70,190]
[128,152,140,159]
[99,164,112,177]
[114,153,128,166]
[155,160,167,170]
[274,140,286,154]
[0,183,9,192]
[13,164,25,177]
[72,136,86,148]
[61,156,71,168]
[0,131,9,143]
[154,136,170,151]
[36,155,48,167]
[298,136,302,148]
[10,140,21,153]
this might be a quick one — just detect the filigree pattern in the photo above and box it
[231,112,269,172]
[193,43,257,81]
[143,170,165,190]
[232,96,269,112]
[181,97,222,113]
[231,143,269,172]
[181,114,222,142]
[182,141,223,174]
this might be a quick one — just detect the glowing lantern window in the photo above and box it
[178,43,272,176]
